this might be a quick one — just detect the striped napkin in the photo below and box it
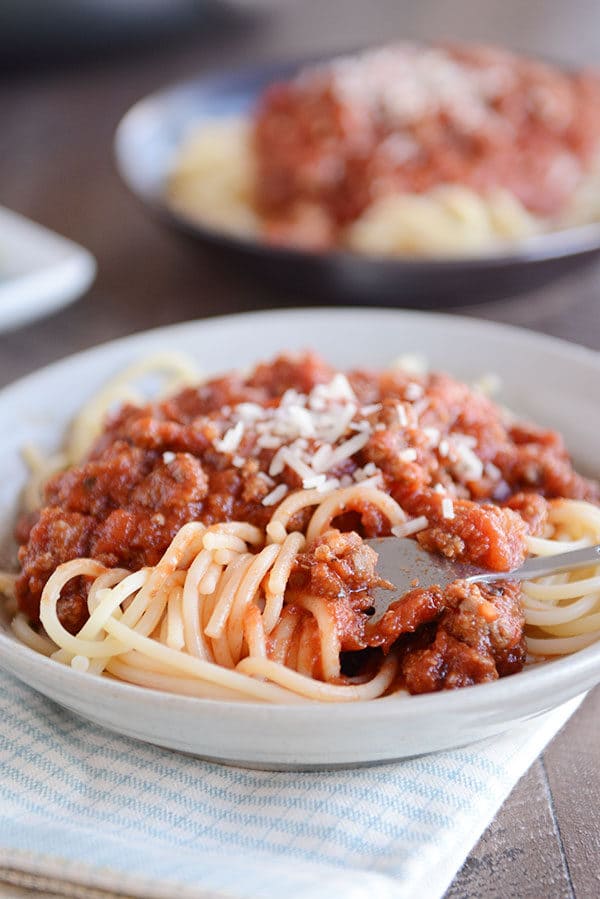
[0,668,581,899]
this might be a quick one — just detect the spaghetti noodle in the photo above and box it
[2,351,600,702]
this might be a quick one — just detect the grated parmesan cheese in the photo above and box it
[302,473,327,490]
[442,497,455,519]
[349,419,372,434]
[361,403,383,415]
[452,441,484,482]
[396,403,408,426]
[310,444,333,472]
[235,402,264,422]
[278,447,317,483]
[354,474,382,489]
[485,461,501,480]
[287,405,316,437]
[267,449,284,477]
[321,431,370,471]
[399,448,418,462]
[256,434,284,449]
[353,463,381,482]
[423,427,440,447]
[214,421,244,454]
[404,382,424,401]
[322,44,514,134]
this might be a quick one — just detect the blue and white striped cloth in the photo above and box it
[0,669,580,899]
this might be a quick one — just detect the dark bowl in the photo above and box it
[114,55,600,307]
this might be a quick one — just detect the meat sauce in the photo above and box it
[253,44,600,247]
[16,353,599,693]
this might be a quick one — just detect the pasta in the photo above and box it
[523,501,600,655]
[168,119,259,238]
[345,186,541,258]
[2,350,600,703]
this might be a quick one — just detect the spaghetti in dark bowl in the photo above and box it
[0,309,599,765]
[114,44,600,306]
[166,43,600,257]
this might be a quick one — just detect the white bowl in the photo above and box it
[0,308,598,768]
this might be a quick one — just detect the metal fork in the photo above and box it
[365,538,600,622]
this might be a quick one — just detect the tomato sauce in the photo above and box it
[15,353,599,692]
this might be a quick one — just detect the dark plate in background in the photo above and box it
[114,56,600,306]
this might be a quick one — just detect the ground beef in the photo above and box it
[504,492,549,536]
[398,580,525,693]
[288,530,382,652]
[293,529,381,598]
[17,508,96,630]
[401,629,499,692]
[415,500,528,570]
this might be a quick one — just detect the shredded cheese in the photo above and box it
[214,421,244,454]
[442,497,455,520]
[399,448,418,462]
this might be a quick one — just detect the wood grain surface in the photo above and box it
[1,2,599,896]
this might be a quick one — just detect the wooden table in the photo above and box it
[1,2,599,896]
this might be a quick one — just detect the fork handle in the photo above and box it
[468,543,600,585]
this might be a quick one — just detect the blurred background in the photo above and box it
[2,0,599,65]
[1,0,600,380]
